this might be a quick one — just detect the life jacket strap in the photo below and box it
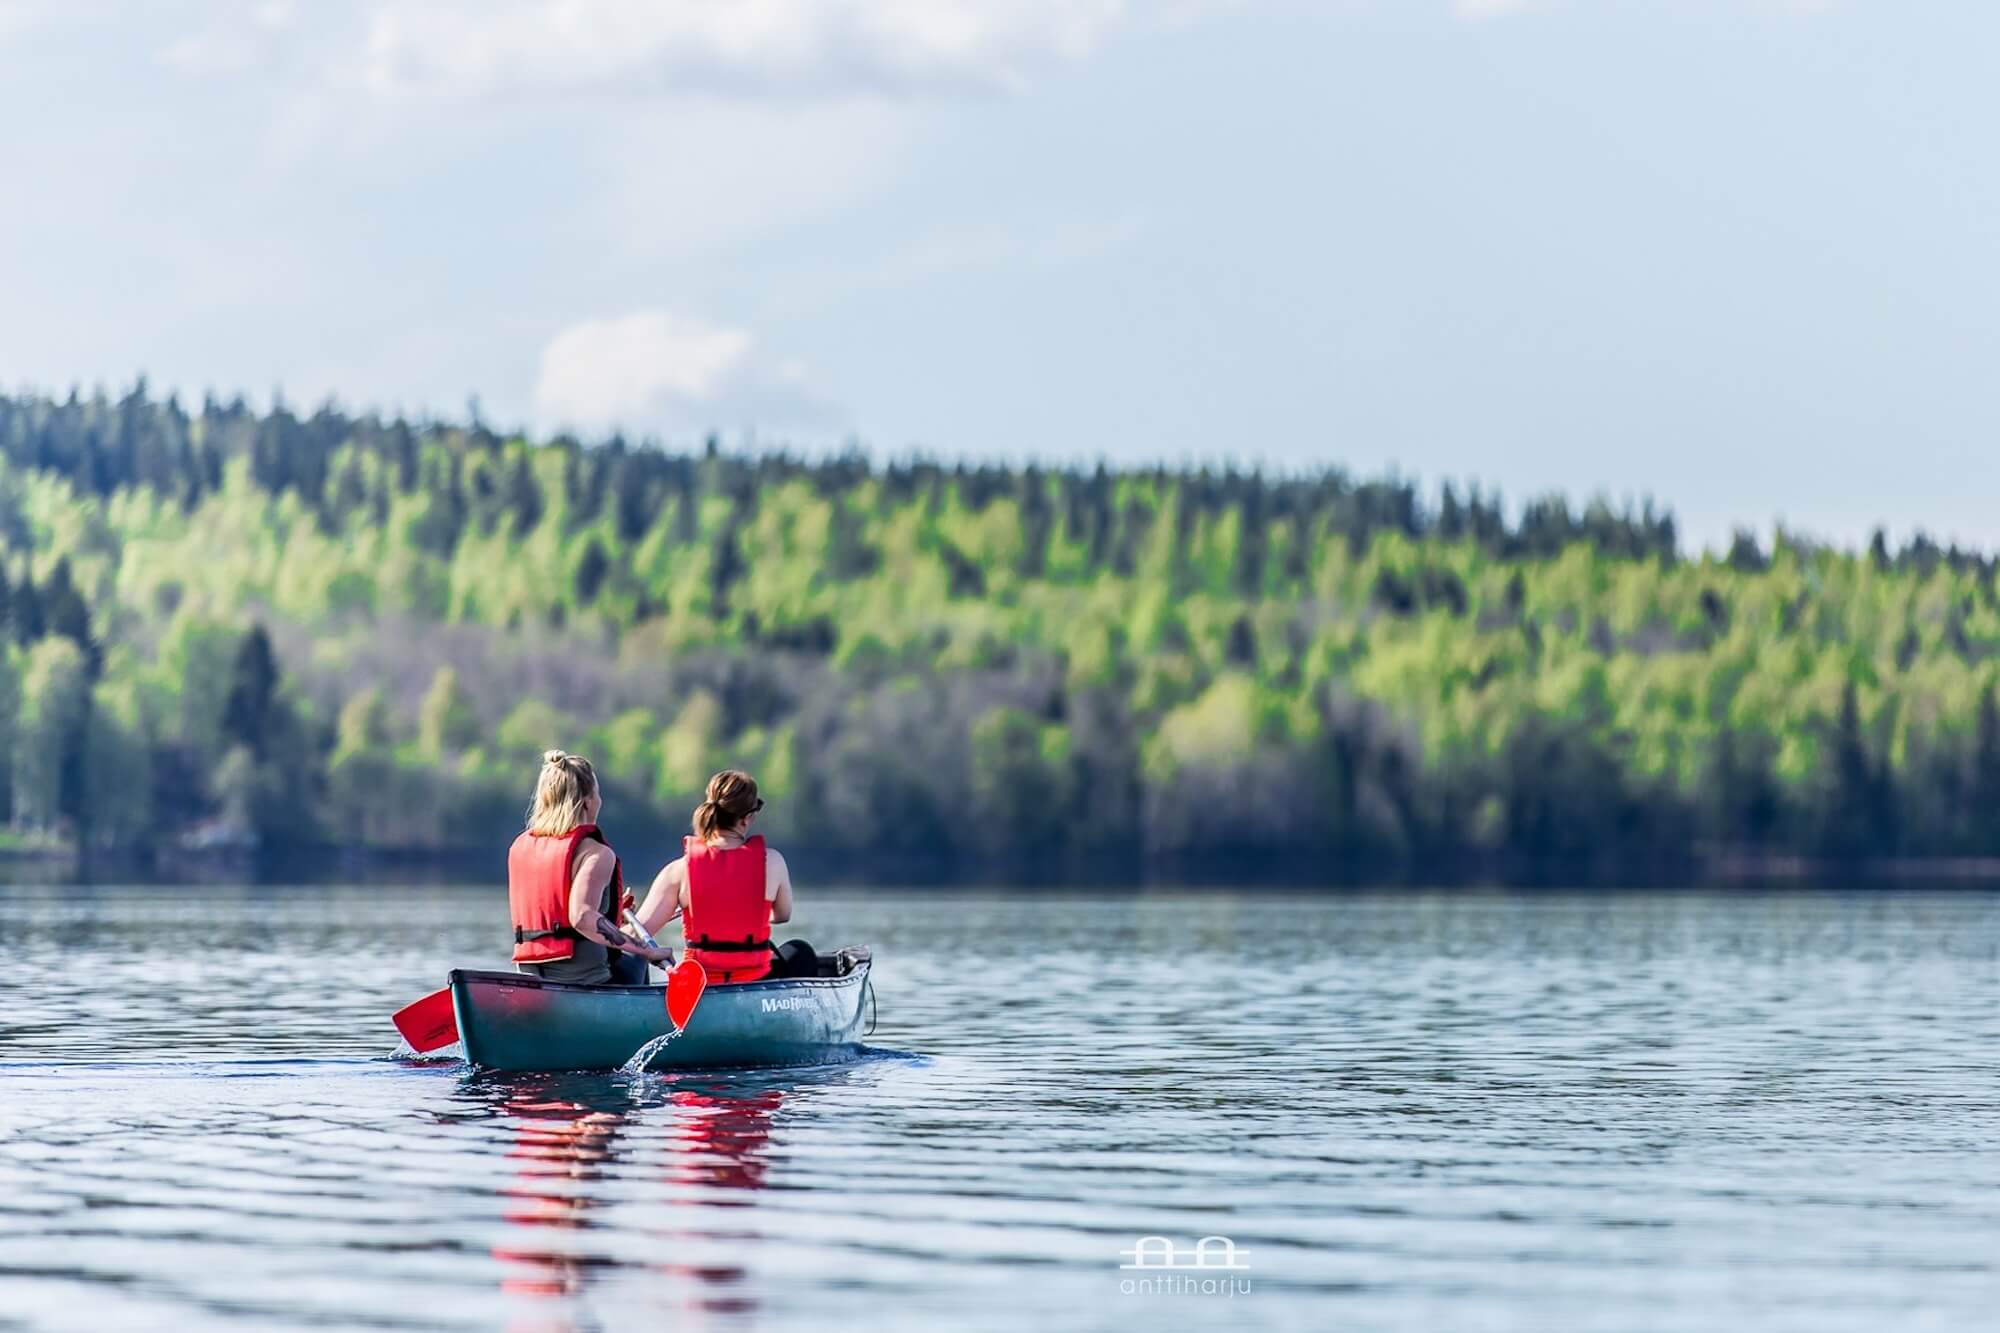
[515,926,582,943]
[691,935,772,952]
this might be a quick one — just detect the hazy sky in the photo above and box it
[2,0,1995,550]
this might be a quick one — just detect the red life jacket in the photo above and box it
[683,835,772,983]
[508,824,622,964]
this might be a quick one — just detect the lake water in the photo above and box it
[3,885,1998,1331]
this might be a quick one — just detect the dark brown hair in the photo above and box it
[692,769,760,843]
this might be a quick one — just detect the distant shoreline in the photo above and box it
[19,840,2000,889]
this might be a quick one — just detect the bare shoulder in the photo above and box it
[766,846,790,880]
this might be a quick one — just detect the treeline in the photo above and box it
[1,383,1998,882]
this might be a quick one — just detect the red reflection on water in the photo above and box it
[493,1098,621,1305]
[664,1087,783,1193]
[489,1082,784,1329]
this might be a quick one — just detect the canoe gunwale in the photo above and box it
[448,951,870,1002]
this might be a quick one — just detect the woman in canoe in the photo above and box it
[508,750,675,985]
[636,769,808,984]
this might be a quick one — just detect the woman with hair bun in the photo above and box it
[635,769,806,984]
[507,750,675,985]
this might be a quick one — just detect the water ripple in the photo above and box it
[2,886,1999,1329]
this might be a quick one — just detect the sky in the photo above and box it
[2,0,1997,552]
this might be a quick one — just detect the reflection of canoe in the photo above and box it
[450,949,873,1073]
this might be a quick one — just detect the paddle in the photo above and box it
[666,956,708,1029]
[392,986,459,1054]
[624,909,707,1030]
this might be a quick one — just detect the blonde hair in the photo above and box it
[692,769,760,843]
[527,750,599,835]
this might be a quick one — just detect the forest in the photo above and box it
[0,382,1995,883]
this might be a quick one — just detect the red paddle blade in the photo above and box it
[392,987,459,1053]
[665,959,707,1030]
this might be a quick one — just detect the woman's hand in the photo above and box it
[623,939,676,964]
[589,913,674,963]
[582,910,644,953]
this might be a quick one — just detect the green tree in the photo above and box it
[968,707,1069,861]
[0,648,20,821]
[1972,684,2000,854]
[3,381,2000,879]
[1817,681,1895,864]
[417,668,480,760]
[221,625,279,758]
[496,698,579,767]
[40,557,96,670]
[13,638,89,829]
[574,538,611,605]
[82,682,152,845]
[328,689,401,842]
[657,691,723,799]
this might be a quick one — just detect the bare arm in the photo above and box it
[768,848,793,925]
[568,845,667,958]
[636,858,686,936]
[567,845,624,947]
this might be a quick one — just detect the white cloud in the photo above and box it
[251,0,296,29]
[158,29,260,74]
[1452,0,1834,17]
[359,0,1130,100]
[533,309,837,437]
[156,0,298,74]
[0,0,67,40]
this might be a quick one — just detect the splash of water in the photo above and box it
[619,1028,681,1075]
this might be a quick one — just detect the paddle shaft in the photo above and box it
[623,908,676,977]
[622,909,668,951]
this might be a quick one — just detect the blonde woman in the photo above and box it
[636,769,805,985]
[508,750,673,985]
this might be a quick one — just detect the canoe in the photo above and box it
[449,948,873,1073]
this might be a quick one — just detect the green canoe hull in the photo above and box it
[449,953,873,1073]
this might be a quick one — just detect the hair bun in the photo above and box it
[544,749,569,766]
